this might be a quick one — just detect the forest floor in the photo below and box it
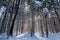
[0,32,60,40]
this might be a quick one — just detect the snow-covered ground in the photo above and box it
[0,32,60,40]
[35,32,60,40]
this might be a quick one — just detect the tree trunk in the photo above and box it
[40,20,44,37]
[31,11,35,37]
[21,15,24,33]
[0,13,8,33]
[0,12,7,33]
[54,8,60,23]
[45,14,48,37]
[7,0,20,36]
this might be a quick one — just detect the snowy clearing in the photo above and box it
[0,32,60,40]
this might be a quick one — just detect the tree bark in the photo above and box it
[7,0,20,36]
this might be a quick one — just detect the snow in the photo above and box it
[16,32,27,38]
[24,4,30,14]
[43,8,49,13]
[35,32,60,40]
[34,1,43,7]
[0,32,60,40]
[0,6,6,17]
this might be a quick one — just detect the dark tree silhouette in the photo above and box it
[8,0,20,36]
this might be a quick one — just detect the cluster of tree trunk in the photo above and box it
[0,0,60,38]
